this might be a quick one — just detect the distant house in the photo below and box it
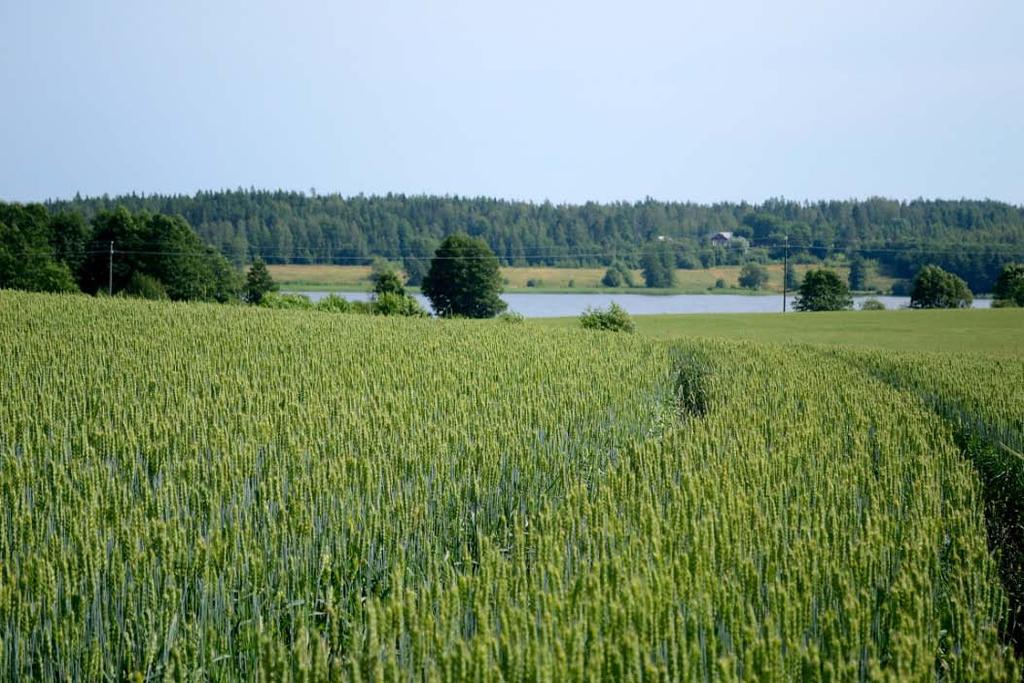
[710,231,733,247]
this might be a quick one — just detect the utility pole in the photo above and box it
[108,241,114,296]
[782,235,789,313]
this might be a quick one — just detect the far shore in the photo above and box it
[268,263,901,297]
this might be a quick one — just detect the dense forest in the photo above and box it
[45,191,1024,292]
[0,203,237,300]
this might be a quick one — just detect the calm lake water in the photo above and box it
[292,291,992,318]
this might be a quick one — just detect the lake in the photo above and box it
[291,291,993,318]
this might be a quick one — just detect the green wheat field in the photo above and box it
[1,291,1021,680]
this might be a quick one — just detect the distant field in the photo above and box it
[268,263,897,293]
[536,307,1024,357]
[266,264,372,288]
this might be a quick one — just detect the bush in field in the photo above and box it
[794,269,853,311]
[349,299,373,315]
[373,292,428,317]
[315,294,352,313]
[579,302,635,332]
[993,263,1024,307]
[497,311,525,324]
[860,298,886,311]
[259,292,313,310]
[738,263,769,290]
[910,265,973,309]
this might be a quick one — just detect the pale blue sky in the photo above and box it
[1,0,1022,204]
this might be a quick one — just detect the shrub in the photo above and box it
[259,292,314,310]
[373,292,428,317]
[349,300,374,315]
[316,294,352,313]
[860,298,886,311]
[714,278,727,289]
[526,278,543,288]
[497,311,525,324]
[579,302,635,333]
[738,263,769,290]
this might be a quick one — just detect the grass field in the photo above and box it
[537,307,1024,357]
[268,263,897,294]
[1,291,1020,679]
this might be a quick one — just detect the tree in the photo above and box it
[421,234,506,318]
[43,192,1024,293]
[601,262,634,288]
[0,203,79,293]
[601,266,624,288]
[909,265,972,309]
[738,263,769,290]
[48,211,90,276]
[848,256,868,291]
[79,208,239,301]
[579,303,635,332]
[794,269,853,311]
[371,269,405,297]
[993,263,1024,306]
[244,258,277,304]
[402,258,429,287]
[641,242,676,288]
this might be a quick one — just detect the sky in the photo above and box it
[1,0,1022,205]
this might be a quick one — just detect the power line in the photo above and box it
[83,242,1024,261]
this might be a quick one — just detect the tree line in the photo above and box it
[44,191,1024,293]
[1,203,239,300]
[0,202,509,318]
